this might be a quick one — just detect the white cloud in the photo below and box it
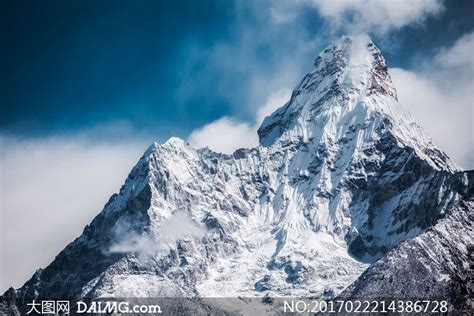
[390,32,474,169]
[188,89,292,154]
[158,211,206,245]
[435,32,474,71]
[108,211,205,261]
[0,132,148,292]
[256,88,292,124]
[312,0,444,33]
[269,6,297,24]
[188,117,258,154]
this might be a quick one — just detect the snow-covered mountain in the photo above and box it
[1,35,472,314]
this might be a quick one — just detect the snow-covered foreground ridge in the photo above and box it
[1,35,473,314]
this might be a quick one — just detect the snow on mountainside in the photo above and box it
[340,185,473,313]
[1,35,472,314]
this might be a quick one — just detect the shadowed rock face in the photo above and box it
[1,36,472,315]
[340,176,473,313]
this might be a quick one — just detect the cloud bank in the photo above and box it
[188,89,291,153]
[188,117,258,154]
[108,211,206,260]
[311,0,444,33]
[0,131,148,292]
[391,31,474,169]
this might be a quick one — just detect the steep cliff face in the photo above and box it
[340,174,473,313]
[1,35,472,314]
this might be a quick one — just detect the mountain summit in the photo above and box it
[259,35,455,171]
[1,36,472,314]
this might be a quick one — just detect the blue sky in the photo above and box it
[2,0,472,139]
[1,0,473,293]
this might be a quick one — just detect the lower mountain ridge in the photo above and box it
[1,35,472,314]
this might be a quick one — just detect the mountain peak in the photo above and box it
[327,34,374,64]
[257,35,397,147]
[331,34,374,58]
[305,34,397,101]
[257,35,456,172]
[329,34,395,94]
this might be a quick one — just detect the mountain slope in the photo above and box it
[340,176,473,313]
[1,35,472,314]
